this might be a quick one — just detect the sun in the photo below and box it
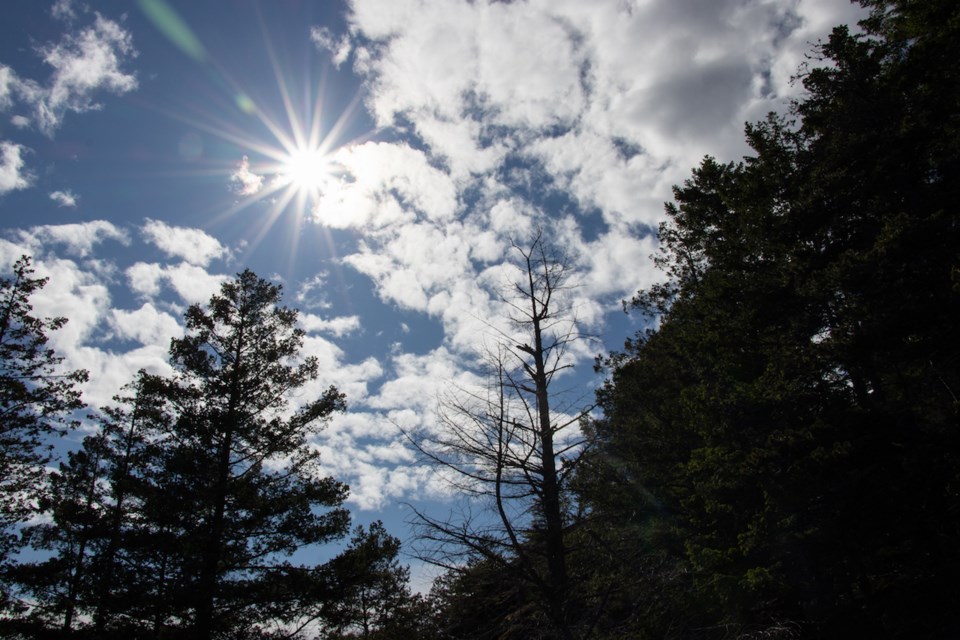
[280,146,331,194]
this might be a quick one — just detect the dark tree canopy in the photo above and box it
[580,0,960,637]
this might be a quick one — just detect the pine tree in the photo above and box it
[323,521,424,639]
[8,372,172,636]
[588,0,960,636]
[155,269,351,638]
[0,256,87,611]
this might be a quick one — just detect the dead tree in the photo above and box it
[410,231,594,639]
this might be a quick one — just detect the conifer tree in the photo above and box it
[156,269,351,638]
[587,0,960,636]
[0,256,87,610]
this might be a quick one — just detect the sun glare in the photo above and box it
[176,17,373,269]
[281,147,331,193]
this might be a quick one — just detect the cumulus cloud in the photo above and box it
[330,0,867,242]
[126,261,229,305]
[111,302,183,347]
[18,220,129,257]
[49,189,78,207]
[292,0,867,508]
[230,155,263,195]
[141,218,228,266]
[312,0,867,342]
[299,312,362,337]
[0,222,233,407]
[310,142,458,229]
[0,141,32,194]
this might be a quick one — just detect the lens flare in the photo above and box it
[142,6,373,272]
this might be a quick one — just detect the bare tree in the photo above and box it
[410,231,594,639]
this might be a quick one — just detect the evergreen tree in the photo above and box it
[11,430,111,634]
[0,256,87,611]
[587,0,960,636]
[8,373,175,637]
[6,269,418,639]
[155,269,351,639]
[323,521,427,639]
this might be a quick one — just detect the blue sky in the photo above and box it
[1,0,865,587]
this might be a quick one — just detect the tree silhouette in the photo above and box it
[411,232,594,639]
[0,256,87,611]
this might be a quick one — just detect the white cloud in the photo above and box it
[73,344,175,409]
[230,155,263,195]
[141,218,228,266]
[111,302,183,347]
[319,0,869,362]
[51,0,77,22]
[10,115,30,128]
[367,347,482,415]
[0,141,32,194]
[31,13,138,136]
[0,65,16,110]
[28,256,111,346]
[311,410,443,511]
[299,312,361,337]
[295,273,332,310]
[310,26,352,68]
[49,189,78,207]
[126,261,164,298]
[334,0,867,233]
[126,261,229,305]
[18,220,129,257]
[311,142,457,229]
[163,263,229,304]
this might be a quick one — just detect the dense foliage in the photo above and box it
[579,0,960,637]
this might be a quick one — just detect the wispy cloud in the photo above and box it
[0,65,16,110]
[49,189,78,207]
[15,14,138,136]
[229,155,263,195]
[310,26,351,68]
[50,0,77,22]
[295,273,333,310]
